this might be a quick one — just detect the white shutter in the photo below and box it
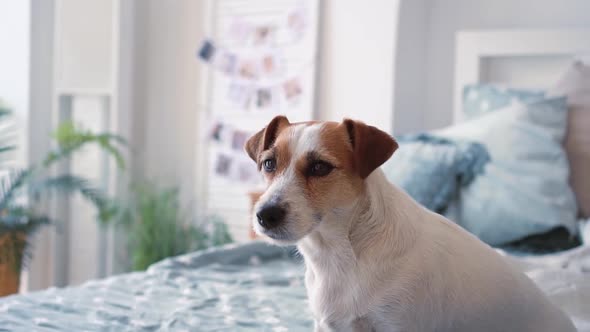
[197,0,320,241]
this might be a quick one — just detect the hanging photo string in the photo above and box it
[212,151,261,184]
[197,1,313,185]
[208,119,262,184]
[222,3,309,47]
[197,39,311,111]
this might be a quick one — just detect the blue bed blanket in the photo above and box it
[0,243,312,331]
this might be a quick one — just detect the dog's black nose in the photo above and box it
[256,205,286,229]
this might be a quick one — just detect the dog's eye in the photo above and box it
[263,158,276,172]
[308,161,334,177]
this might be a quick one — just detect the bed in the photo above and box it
[2,29,590,331]
[0,242,589,331]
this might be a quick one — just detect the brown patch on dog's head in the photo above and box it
[342,118,398,179]
[298,122,364,213]
[245,115,290,166]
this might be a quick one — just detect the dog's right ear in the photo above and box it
[245,115,290,163]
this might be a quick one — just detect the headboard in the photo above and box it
[454,29,590,123]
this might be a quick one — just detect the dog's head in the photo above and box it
[245,116,398,245]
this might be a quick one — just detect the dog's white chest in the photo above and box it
[305,263,356,319]
[305,267,357,331]
[304,260,401,332]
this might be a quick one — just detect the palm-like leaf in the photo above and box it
[0,205,51,236]
[31,174,116,224]
[0,106,18,168]
[0,169,32,211]
[44,121,127,170]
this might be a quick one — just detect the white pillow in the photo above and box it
[435,97,577,245]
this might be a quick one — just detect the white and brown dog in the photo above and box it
[245,116,576,332]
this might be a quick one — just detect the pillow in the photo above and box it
[581,218,590,245]
[435,97,578,245]
[382,134,489,213]
[548,61,590,218]
[463,84,545,119]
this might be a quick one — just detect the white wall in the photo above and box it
[396,0,590,132]
[393,0,428,134]
[0,0,30,164]
[131,0,203,207]
[318,0,400,133]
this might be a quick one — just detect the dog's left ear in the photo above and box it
[245,115,290,163]
[342,118,398,179]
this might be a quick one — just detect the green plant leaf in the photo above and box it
[0,169,33,211]
[0,146,15,154]
[0,107,18,168]
[44,121,127,170]
[31,174,114,224]
[115,182,233,271]
[209,218,233,247]
[0,205,51,235]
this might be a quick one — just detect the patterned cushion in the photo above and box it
[382,134,489,213]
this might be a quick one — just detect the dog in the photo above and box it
[245,115,576,332]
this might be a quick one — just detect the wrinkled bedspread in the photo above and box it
[1,242,589,331]
[499,245,590,331]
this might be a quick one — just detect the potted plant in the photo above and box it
[0,108,125,296]
[115,182,232,271]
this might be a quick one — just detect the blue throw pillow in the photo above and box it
[463,84,545,119]
[382,134,489,213]
[435,97,578,245]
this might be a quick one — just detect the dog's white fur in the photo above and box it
[249,119,576,332]
[300,169,575,331]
